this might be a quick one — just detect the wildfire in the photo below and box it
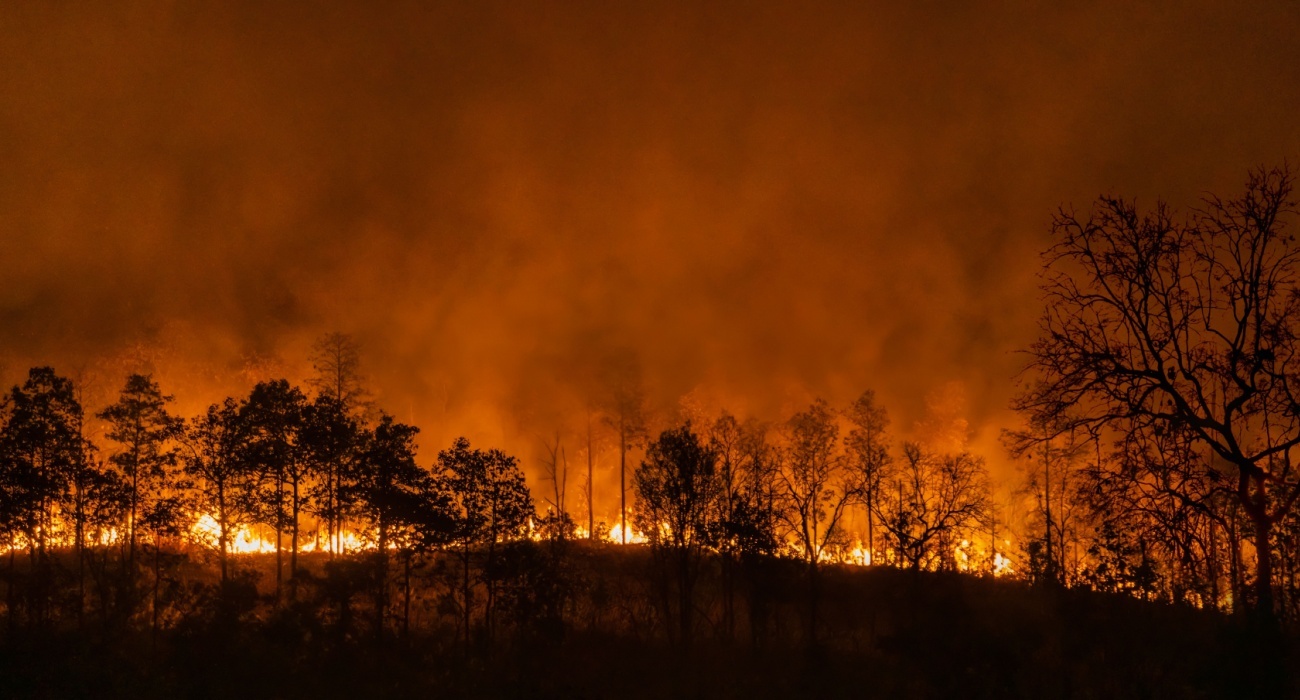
[608,521,648,545]
[189,514,277,554]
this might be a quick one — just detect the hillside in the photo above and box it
[0,542,1286,700]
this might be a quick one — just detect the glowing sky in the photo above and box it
[2,1,1299,497]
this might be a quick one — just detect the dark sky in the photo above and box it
[2,1,1299,499]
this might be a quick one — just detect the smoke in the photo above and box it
[2,1,1299,504]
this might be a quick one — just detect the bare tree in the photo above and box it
[775,399,858,644]
[1015,166,1300,626]
[844,390,892,564]
[603,373,646,545]
[875,443,991,571]
[309,332,372,417]
[1004,417,1090,585]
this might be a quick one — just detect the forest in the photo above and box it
[3,169,1300,698]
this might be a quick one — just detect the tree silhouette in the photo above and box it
[875,444,991,571]
[775,399,858,644]
[345,414,450,640]
[97,374,182,572]
[634,423,719,647]
[437,437,532,651]
[309,332,372,417]
[183,398,258,584]
[537,430,575,539]
[0,368,85,624]
[303,395,360,557]
[242,379,309,598]
[1015,165,1300,627]
[844,390,892,564]
[599,358,647,545]
[1004,417,1089,585]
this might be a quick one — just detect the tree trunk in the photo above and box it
[486,512,497,644]
[151,538,161,647]
[402,552,412,640]
[376,520,388,644]
[217,486,229,585]
[806,557,819,648]
[1043,440,1054,585]
[678,548,693,648]
[290,477,300,599]
[1252,512,1275,620]
[462,544,472,655]
[275,473,283,601]
[7,548,16,637]
[620,417,627,544]
[129,466,139,573]
[587,415,594,540]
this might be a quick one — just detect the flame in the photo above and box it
[188,514,277,554]
[607,521,648,544]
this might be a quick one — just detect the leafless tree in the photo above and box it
[875,443,991,571]
[309,332,372,417]
[844,389,892,563]
[775,399,858,644]
[1015,165,1300,624]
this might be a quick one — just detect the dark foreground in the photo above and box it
[0,545,1292,699]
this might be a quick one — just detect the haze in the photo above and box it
[3,1,1299,495]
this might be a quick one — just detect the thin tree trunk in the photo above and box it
[275,473,283,600]
[6,548,16,636]
[1253,513,1275,620]
[290,477,300,599]
[217,485,229,585]
[620,416,627,544]
[376,520,388,644]
[1043,440,1054,585]
[462,544,472,655]
[587,415,594,540]
[152,538,161,647]
[402,553,412,640]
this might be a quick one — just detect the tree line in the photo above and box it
[5,167,1300,664]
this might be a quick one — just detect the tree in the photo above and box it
[844,390,892,564]
[437,437,532,651]
[1004,417,1090,585]
[707,412,743,641]
[1014,166,1300,627]
[345,415,451,640]
[303,395,360,557]
[538,430,571,532]
[775,399,858,644]
[309,332,371,417]
[242,379,309,597]
[875,444,991,571]
[97,374,183,571]
[0,368,85,626]
[183,398,259,584]
[598,356,648,545]
[634,423,719,647]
